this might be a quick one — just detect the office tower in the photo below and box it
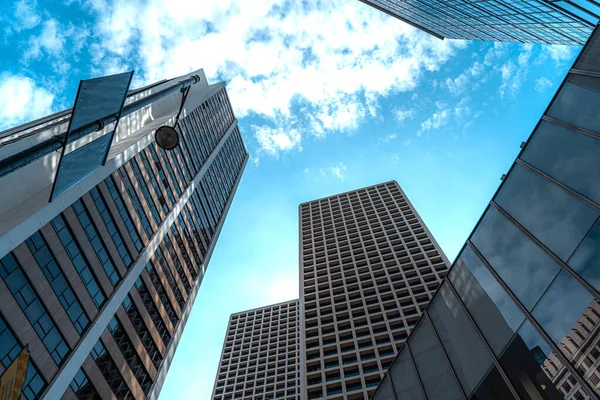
[211,300,300,400]
[372,24,600,400]
[0,69,247,400]
[299,181,451,399]
[359,0,599,45]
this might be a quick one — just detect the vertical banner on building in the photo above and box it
[0,347,29,400]
[50,70,134,201]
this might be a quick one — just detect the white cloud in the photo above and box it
[453,97,471,118]
[82,0,467,156]
[419,101,452,135]
[319,162,347,181]
[391,153,400,164]
[379,133,397,143]
[535,77,553,92]
[25,19,66,60]
[0,74,55,130]
[253,125,302,157]
[14,0,41,31]
[445,60,484,95]
[392,107,416,123]
[542,44,577,65]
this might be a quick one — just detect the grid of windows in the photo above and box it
[145,262,179,327]
[69,368,101,400]
[103,177,143,252]
[107,317,154,395]
[134,277,172,346]
[90,340,132,399]
[51,215,106,308]
[122,294,164,369]
[153,246,186,310]
[373,24,600,400]
[0,313,47,399]
[212,300,300,400]
[89,187,132,268]
[300,181,449,399]
[364,0,595,45]
[72,199,121,286]
[0,253,70,365]
[26,232,90,334]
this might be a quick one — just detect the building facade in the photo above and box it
[299,181,451,399]
[0,69,247,399]
[372,23,600,400]
[211,300,300,400]
[359,0,599,45]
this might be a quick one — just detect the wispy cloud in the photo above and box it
[253,125,302,157]
[445,60,484,95]
[534,77,553,92]
[13,0,41,31]
[392,107,416,123]
[0,73,55,130]
[321,162,347,181]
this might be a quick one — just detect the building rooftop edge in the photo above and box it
[228,298,300,318]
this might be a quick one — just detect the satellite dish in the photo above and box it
[155,126,180,150]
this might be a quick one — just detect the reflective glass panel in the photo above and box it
[500,321,570,399]
[471,207,561,310]
[569,220,600,292]
[429,283,493,395]
[372,374,395,400]
[575,29,600,73]
[408,314,463,400]
[450,246,525,356]
[470,367,516,400]
[390,348,425,399]
[547,75,600,134]
[521,120,600,209]
[495,163,598,261]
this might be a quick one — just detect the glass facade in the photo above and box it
[362,0,597,45]
[373,24,600,400]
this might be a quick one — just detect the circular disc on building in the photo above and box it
[155,126,180,150]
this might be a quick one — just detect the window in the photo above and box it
[570,220,600,292]
[428,283,492,395]
[26,232,89,334]
[547,74,600,134]
[72,199,121,286]
[0,314,46,399]
[471,206,561,310]
[70,368,101,400]
[449,246,524,356]
[521,120,600,206]
[134,277,172,346]
[0,253,70,365]
[145,262,179,327]
[51,215,105,307]
[495,163,598,261]
[107,317,154,394]
[89,187,133,267]
[90,340,132,398]
[128,159,162,225]
[122,294,163,369]
[110,174,153,238]
[407,314,462,399]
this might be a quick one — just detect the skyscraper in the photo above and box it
[359,0,599,45]
[372,23,600,400]
[211,300,300,400]
[0,69,247,399]
[299,181,450,399]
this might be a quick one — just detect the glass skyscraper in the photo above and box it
[0,69,247,399]
[359,0,599,45]
[372,24,600,400]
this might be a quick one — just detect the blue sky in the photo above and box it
[0,0,581,398]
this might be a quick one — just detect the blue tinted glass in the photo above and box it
[429,283,492,395]
[547,75,600,134]
[495,163,599,261]
[449,247,524,356]
[532,270,593,348]
[521,121,600,206]
[570,220,600,291]
[408,315,463,400]
[389,348,424,399]
[471,207,561,310]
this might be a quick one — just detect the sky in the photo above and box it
[0,0,582,398]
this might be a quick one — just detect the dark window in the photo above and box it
[127,160,162,225]
[26,232,89,334]
[107,317,153,395]
[495,163,598,261]
[547,74,600,134]
[388,348,424,399]
[90,340,132,399]
[154,247,185,310]
[428,283,492,395]
[570,220,600,292]
[104,177,143,251]
[134,277,172,346]
[470,366,517,400]
[407,314,462,399]
[521,120,600,206]
[449,246,524,356]
[575,30,600,72]
[70,368,101,400]
[0,253,70,365]
[72,199,121,286]
[145,262,179,327]
[0,314,46,399]
[138,151,169,214]
[51,215,105,307]
[147,145,177,203]
[89,188,133,267]
[471,207,561,310]
[122,294,163,369]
